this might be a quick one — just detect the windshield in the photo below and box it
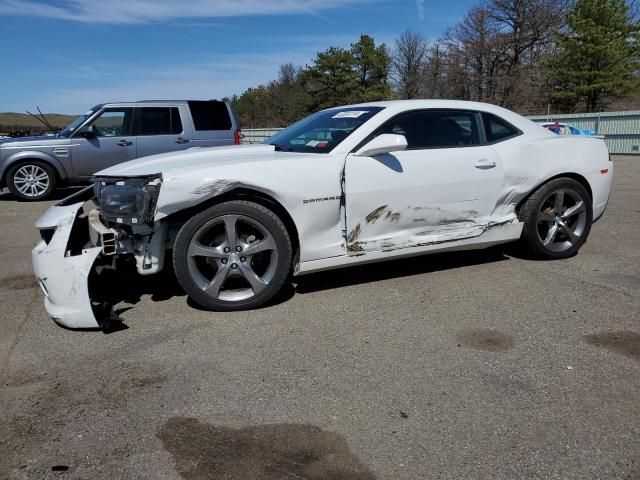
[267,106,384,153]
[58,104,103,137]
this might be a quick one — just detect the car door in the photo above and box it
[70,107,136,179]
[344,109,504,253]
[135,106,195,158]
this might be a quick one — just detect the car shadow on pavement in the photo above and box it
[294,247,510,294]
[89,260,187,330]
[90,248,509,327]
[499,242,577,261]
[92,257,296,321]
[91,261,186,306]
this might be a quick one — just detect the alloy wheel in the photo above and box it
[13,164,50,197]
[536,188,588,253]
[186,214,278,302]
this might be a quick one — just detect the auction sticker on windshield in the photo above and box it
[332,111,369,119]
[306,140,328,148]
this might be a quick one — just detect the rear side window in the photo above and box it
[376,110,481,149]
[136,107,182,136]
[482,113,520,143]
[188,101,232,131]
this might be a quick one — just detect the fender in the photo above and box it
[1,150,70,186]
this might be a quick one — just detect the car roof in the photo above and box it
[323,99,544,134]
[135,99,226,103]
[331,99,521,115]
[100,99,228,106]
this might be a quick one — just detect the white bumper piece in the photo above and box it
[32,202,102,329]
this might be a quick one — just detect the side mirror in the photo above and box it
[354,134,408,157]
[77,124,94,138]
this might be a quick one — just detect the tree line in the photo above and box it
[228,0,639,128]
[228,35,391,128]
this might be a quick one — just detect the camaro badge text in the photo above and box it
[303,196,340,204]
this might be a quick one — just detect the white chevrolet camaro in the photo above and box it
[32,100,613,329]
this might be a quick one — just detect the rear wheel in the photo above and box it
[518,178,592,259]
[7,161,56,201]
[173,200,292,311]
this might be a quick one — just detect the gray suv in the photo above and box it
[0,100,241,201]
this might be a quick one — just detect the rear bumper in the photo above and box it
[32,202,102,329]
[590,161,614,223]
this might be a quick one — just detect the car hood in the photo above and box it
[95,144,310,177]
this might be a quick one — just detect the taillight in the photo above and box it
[234,129,241,145]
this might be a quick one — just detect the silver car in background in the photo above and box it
[0,100,241,201]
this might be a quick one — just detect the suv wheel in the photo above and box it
[7,161,56,201]
[518,178,593,259]
[173,200,292,311]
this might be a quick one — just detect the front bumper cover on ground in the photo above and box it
[32,201,103,329]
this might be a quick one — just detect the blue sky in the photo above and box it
[0,0,476,114]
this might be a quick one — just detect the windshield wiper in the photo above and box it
[272,144,294,152]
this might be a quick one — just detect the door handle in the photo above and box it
[117,140,133,146]
[474,159,497,170]
[175,138,190,144]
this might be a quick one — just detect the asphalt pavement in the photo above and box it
[1,156,639,479]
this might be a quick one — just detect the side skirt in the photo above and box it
[295,222,523,276]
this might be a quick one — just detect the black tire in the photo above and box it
[518,178,593,259]
[173,200,292,311]
[7,161,57,201]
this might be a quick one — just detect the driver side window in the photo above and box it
[91,108,133,137]
[376,110,481,149]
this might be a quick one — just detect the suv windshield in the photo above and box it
[267,107,384,153]
[59,104,103,137]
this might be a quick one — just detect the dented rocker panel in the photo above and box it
[296,221,523,275]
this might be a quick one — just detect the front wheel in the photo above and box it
[173,200,292,311]
[518,178,593,259]
[7,161,57,201]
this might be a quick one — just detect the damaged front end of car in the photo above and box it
[32,174,167,329]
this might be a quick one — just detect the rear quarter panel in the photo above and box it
[493,135,612,220]
[183,102,238,148]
